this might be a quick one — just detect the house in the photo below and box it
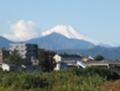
[82,56,94,62]
[60,54,82,66]
[86,60,120,69]
[53,54,62,63]
[76,61,87,68]
[53,54,62,71]
[1,63,10,72]
[53,54,82,70]
[10,43,38,63]
[31,58,39,66]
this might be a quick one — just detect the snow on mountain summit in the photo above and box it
[41,25,96,44]
[42,25,85,39]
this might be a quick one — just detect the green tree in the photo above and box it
[38,49,56,71]
[6,50,23,65]
[94,55,104,61]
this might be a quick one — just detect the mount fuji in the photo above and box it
[27,25,95,50]
[1,25,120,59]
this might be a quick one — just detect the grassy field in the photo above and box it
[0,68,119,91]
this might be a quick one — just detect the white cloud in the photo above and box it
[4,20,39,41]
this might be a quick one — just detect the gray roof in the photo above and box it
[87,60,120,66]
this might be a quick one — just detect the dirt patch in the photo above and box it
[101,80,120,91]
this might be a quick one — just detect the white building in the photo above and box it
[53,54,84,70]
[53,54,62,71]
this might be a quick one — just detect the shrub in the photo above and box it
[75,67,120,80]
[0,68,118,91]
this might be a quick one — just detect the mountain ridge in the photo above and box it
[0,36,12,48]
[1,35,120,59]
[0,25,120,59]
[27,32,95,50]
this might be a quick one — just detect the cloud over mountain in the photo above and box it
[4,20,39,41]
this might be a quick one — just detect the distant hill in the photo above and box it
[58,46,120,60]
[0,36,12,48]
[1,25,120,60]
[27,32,95,50]
[1,35,120,59]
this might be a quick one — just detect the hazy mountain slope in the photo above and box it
[59,46,120,59]
[27,33,95,50]
[0,36,12,48]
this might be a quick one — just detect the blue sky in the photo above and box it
[0,0,120,46]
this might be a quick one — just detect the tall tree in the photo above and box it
[95,55,104,61]
[38,49,56,71]
[7,50,23,65]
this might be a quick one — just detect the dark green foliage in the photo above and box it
[75,67,120,80]
[38,49,56,71]
[0,71,49,89]
[6,50,23,65]
[0,68,119,91]
[94,55,104,61]
[19,73,48,89]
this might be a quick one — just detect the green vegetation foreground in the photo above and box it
[0,68,119,91]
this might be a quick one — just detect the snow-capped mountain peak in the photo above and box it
[41,25,96,44]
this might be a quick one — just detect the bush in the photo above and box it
[75,67,120,80]
[94,55,104,61]
[0,68,119,91]
[0,72,49,89]
[21,74,48,89]
[6,50,23,66]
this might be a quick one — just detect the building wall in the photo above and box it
[26,44,38,60]
[0,49,9,62]
[0,50,3,61]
